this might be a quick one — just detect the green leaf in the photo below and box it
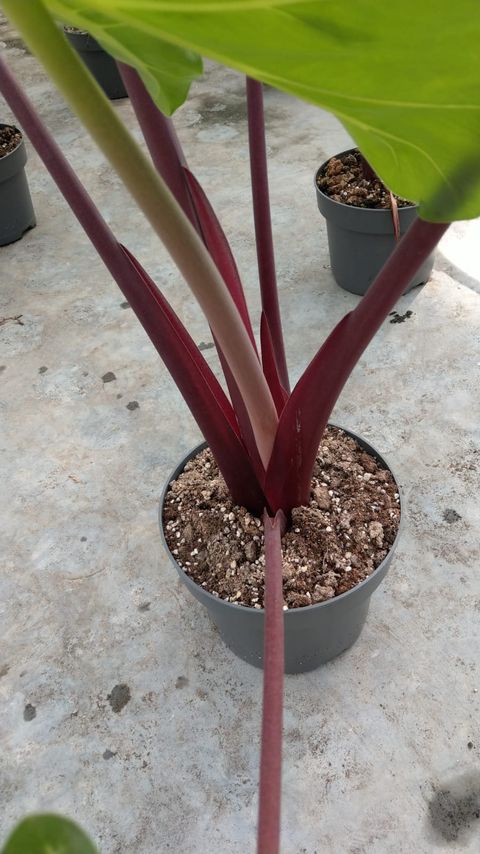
[44,0,480,222]
[2,814,99,854]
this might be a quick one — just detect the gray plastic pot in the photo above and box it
[159,426,402,673]
[315,149,434,296]
[64,30,127,100]
[0,124,36,246]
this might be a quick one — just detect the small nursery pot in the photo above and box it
[315,149,434,296]
[159,426,402,674]
[64,30,127,100]
[0,124,36,246]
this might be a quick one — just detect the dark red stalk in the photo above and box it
[0,56,266,512]
[246,78,289,391]
[117,63,199,229]
[120,246,238,442]
[265,218,449,511]
[258,509,286,854]
[121,248,266,511]
[216,345,266,485]
[260,313,289,416]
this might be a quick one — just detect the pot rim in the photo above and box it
[63,28,102,51]
[159,423,403,617]
[63,26,89,34]
[314,147,417,213]
[0,123,24,161]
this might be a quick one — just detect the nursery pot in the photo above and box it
[315,149,434,296]
[0,124,36,246]
[64,30,127,100]
[159,426,402,674]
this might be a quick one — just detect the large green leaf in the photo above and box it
[42,1,480,221]
[2,814,98,854]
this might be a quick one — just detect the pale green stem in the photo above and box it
[3,0,278,468]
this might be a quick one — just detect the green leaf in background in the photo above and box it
[2,814,98,854]
[43,0,480,223]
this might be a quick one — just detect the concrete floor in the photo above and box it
[1,16,479,854]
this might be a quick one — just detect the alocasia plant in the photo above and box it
[1,2,478,851]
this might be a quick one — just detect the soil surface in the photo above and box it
[163,426,400,609]
[0,126,22,158]
[317,149,413,209]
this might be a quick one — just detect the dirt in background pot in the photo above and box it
[317,149,413,209]
[0,126,22,158]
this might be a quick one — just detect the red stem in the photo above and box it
[216,344,266,485]
[246,78,289,392]
[260,312,289,416]
[118,63,199,229]
[258,510,286,854]
[265,218,448,510]
[350,219,446,338]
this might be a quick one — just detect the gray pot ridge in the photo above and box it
[0,124,36,246]
[159,426,402,674]
[315,148,434,296]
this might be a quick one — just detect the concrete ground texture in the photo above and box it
[1,16,479,854]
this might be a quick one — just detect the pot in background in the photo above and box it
[159,427,402,674]
[315,148,434,296]
[64,30,127,100]
[0,124,36,246]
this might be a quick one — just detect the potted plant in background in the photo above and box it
[1,1,478,851]
[63,27,127,100]
[0,122,35,245]
[315,147,435,295]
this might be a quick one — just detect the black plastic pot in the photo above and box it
[315,149,434,296]
[159,426,402,673]
[0,124,36,247]
[64,30,127,100]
